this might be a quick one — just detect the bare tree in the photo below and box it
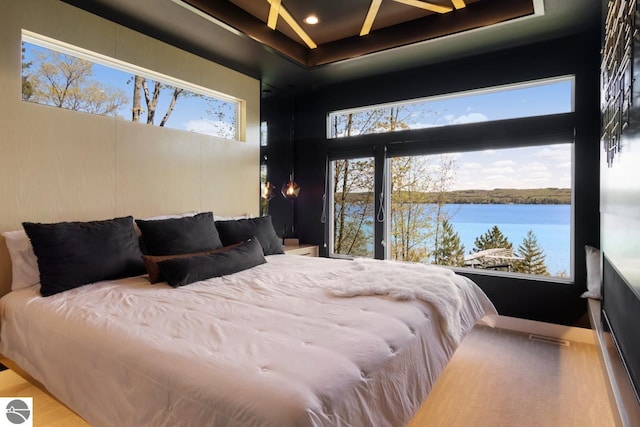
[389,156,434,262]
[28,50,126,117]
[331,106,460,262]
[21,44,34,101]
[333,157,375,257]
[431,155,458,262]
[131,76,187,127]
[132,75,143,122]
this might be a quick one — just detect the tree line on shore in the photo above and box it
[343,187,571,205]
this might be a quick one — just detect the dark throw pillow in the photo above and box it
[22,216,145,297]
[157,238,266,288]
[135,212,223,256]
[141,242,243,284]
[215,215,283,255]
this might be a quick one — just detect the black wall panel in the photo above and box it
[263,25,601,326]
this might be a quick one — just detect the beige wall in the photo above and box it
[0,0,260,295]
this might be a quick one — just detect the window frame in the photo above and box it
[325,76,576,282]
[326,75,575,140]
[21,30,245,141]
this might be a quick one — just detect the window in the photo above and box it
[330,157,375,258]
[389,146,572,278]
[328,77,574,139]
[21,31,243,140]
[327,76,575,280]
[260,121,268,146]
[259,121,272,215]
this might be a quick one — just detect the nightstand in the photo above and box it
[283,244,319,257]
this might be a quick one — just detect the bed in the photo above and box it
[0,214,496,427]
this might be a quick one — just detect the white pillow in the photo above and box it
[2,229,40,290]
[142,211,198,221]
[213,214,251,221]
[133,211,198,235]
[581,245,602,300]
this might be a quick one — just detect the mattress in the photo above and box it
[0,255,496,427]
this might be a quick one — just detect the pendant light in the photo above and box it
[281,174,300,199]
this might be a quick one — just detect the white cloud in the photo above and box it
[484,174,508,183]
[528,171,553,180]
[558,174,572,187]
[444,112,489,125]
[485,167,515,174]
[492,160,516,167]
[184,119,235,139]
[521,161,547,172]
[408,122,442,129]
[536,146,571,162]
[461,162,482,169]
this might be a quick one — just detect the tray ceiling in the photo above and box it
[182,0,535,66]
[60,0,600,94]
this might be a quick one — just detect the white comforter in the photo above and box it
[0,255,496,427]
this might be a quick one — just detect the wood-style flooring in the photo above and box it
[409,325,618,427]
[0,324,618,426]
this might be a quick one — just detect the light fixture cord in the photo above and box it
[321,156,328,224]
[376,149,386,223]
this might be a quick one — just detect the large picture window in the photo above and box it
[327,76,575,280]
[21,31,243,140]
[389,146,572,278]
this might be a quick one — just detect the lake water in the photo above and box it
[442,204,571,275]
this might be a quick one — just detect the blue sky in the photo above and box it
[23,43,237,138]
[412,80,573,190]
[404,79,573,127]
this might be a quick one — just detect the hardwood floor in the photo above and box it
[0,369,88,426]
[0,324,618,426]
[409,325,619,427]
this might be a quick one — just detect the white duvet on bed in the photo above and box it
[0,255,496,427]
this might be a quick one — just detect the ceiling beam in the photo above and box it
[266,0,317,48]
[361,0,383,36]
[393,0,453,14]
[267,0,281,29]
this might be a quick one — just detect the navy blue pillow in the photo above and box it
[136,212,223,256]
[215,215,283,256]
[22,216,145,297]
[157,238,266,287]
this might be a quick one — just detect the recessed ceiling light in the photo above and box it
[304,15,319,25]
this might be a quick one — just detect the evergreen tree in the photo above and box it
[514,230,549,275]
[433,220,465,266]
[473,225,513,252]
